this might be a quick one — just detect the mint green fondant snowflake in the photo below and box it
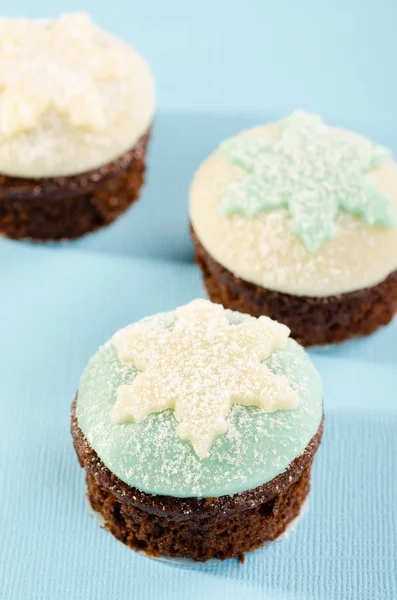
[220,111,396,252]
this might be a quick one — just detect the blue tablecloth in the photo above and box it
[1,1,397,598]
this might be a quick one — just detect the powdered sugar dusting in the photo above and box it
[110,299,298,459]
[220,111,395,252]
[189,117,397,297]
[76,305,323,498]
[0,13,154,177]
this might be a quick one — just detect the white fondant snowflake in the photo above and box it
[0,14,133,136]
[220,111,396,252]
[111,299,299,459]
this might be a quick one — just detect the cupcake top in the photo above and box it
[76,299,322,498]
[0,13,155,178]
[190,111,397,297]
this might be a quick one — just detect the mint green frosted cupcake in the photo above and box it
[71,299,323,562]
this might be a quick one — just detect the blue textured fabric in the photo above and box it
[1,1,397,598]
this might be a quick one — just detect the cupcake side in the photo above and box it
[0,14,155,240]
[71,299,323,562]
[189,111,397,346]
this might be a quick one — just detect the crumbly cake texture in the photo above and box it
[0,130,149,240]
[76,300,323,498]
[189,112,397,297]
[0,13,155,177]
[72,400,323,561]
[111,299,299,459]
[192,227,397,346]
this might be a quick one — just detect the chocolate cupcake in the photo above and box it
[0,14,155,240]
[190,111,397,346]
[72,299,323,562]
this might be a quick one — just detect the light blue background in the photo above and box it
[1,1,397,599]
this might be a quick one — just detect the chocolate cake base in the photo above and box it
[71,399,323,562]
[0,131,150,241]
[191,227,397,347]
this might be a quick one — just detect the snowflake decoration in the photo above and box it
[0,14,133,137]
[220,111,396,252]
[111,299,299,459]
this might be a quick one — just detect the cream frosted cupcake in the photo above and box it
[190,111,397,346]
[0,13,155,240]
[72,299,323,562]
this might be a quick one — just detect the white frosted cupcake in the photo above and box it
[0,13,155,240]
[190,111,397,345]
